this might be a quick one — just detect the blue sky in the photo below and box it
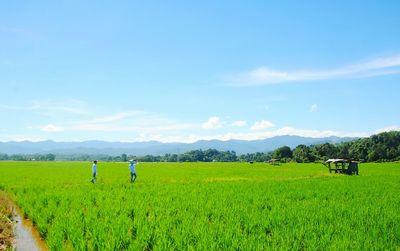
[1,1,400,142]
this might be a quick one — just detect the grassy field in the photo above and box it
[0,161,399,250]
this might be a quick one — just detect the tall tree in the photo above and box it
[293,145,315,163]
[273,146,293,160]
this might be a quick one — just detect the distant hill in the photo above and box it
[0,136,355,155]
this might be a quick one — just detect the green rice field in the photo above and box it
[0,161,399,250]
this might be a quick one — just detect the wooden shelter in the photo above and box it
[265,158,280,165]
[324,159,359,175]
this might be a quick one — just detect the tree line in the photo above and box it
[0,153,56,161]
[123,131,400,163]
[0,131,399,162]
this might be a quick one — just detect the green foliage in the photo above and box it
[273,146,293,160]
[121,153,128,162]
[313,143,338,160]
[176,149,238,162]
[0,153,56,161]
[239,152,272,162]
[311,131,400,162]
[293,144,315,163]
[0,161,399,250]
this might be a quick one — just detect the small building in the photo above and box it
[324,159,359,175]
[267,158,280,165]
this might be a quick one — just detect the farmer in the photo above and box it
[91,160,97,183]
[129,159,137,183]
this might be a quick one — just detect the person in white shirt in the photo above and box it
[129,159,137,183]
[91,160,97,183]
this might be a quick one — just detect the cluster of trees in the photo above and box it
[290,131,400,162]
[177,149,238,162]
[0,131,399,162]
[56,154,123,162]
[117,150,239,163]
[0,153,55,161]
[133,131,400,163]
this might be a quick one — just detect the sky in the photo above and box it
[1,1,400,143]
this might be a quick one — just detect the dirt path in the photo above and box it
[0,193,14,250]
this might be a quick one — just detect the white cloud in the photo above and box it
[0,135,45,142]
[270,126,365,138]
[227,54,400,86]
[41,124,65,132]
[2,123,394,143]
[69,122,196,132]
[310,104,318,112]
[375,125,400,133]
[47,111,198,133]
[250,120,274,130]
[131,126,368,143]
[232,120,247,127]
[202,117,223,129]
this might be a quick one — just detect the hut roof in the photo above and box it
[325,159,348,163]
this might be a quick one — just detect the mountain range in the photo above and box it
[0,136,355,156]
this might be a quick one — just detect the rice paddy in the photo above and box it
[0,161,399,250]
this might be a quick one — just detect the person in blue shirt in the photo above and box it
[91,160,97,183]
[129,159,137,183]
